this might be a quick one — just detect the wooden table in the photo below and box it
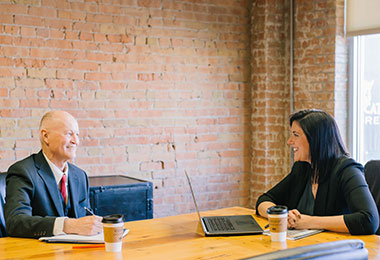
[1,207,380,259]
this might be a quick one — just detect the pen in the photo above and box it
[265,224,269,229]
[84,206,95,216]
[72,244,105,249]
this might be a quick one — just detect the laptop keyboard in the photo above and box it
[207,217,236,231]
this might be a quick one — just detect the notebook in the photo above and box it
[263,228,323,240]
[287,229,324,240]
[185,171,263,236]
[39,229,129,244]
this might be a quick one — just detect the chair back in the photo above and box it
[0,172,7,237]
[364,160,380,235]
[242,239,367,260]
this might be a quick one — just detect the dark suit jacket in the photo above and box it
[4,150,90,238]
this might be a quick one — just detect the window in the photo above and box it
[350,34,380,164]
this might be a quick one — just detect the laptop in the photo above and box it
[185,171,263,236]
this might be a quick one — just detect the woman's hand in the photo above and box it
[287,211,348,232]
[257,201,276,218]
[287,209,313,229]
[287,209,302,229]
[288,210,314,229]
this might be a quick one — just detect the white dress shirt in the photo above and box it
[42,152,69,235]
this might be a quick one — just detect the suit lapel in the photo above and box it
[35,151,65,216]
[68,164,79,218]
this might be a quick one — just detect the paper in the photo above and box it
[263,229,323,240]
[286,229,323,240]
[39,229,129,244]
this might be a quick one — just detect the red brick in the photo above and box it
[44,60,71,69]
[29,6,57,18]
[72,61,98,71]
[100,63,125,73]
[94,33,107,42]
[0,0,346,220]
[0,4,28,14]
[85,72,111,81]
[75,157,101,165]
[80,138,100,147]
[65,31,79,40]
[4,26,19,35]
[58,10,86,21]
[50,99,79,109]
[137,0,161,8]
[36,28,49,37]
[14,15,44,27]
[72,41,97,50]
[19,99,49,108]
[0,88,8,97]
[30,48,56,58]
[99,82,125,90]
[0,109,29,117]
[56,50,85,60]
[57,69,85,80]
[140,161,164,171]
[75,81,98,90]
[86,52,113,62]
[79,32,93,41]
[1,46,29,57]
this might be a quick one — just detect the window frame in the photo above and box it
[348,34,380,164]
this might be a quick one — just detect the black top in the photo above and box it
[297,180,315,215]
[364,160,380,235]
[256,156,379,235]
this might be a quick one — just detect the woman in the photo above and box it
[256,109,379,235]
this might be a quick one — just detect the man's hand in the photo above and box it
[63,215,103,235]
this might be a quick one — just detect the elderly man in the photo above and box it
[4,111,102,238]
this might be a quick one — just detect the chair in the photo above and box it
[364,160,380,235]
[0,172,7,237]
[242,239,367,260]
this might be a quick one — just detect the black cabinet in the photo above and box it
[89,175,153,222]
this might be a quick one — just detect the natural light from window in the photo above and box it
[351,34,380,164]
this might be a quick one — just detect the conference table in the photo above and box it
[1,207,380,259]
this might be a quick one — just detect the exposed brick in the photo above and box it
[0,0,347,219]
[0,4,28,14]
[72,41,97,51]
[50,99,79,109]
[4,26,19,36]
[72,61,98,71]
[29,6,57,18]
[44,59,71,69]
[56,70,84,80]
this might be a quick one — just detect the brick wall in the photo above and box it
[334,0,349,144]
[250,0,349,204]
[293,0,338,113]
[0,0,252,217]
[250,0,291,205]
[0,0,348,217]
[293,0,348,138]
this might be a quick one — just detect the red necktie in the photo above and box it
[60,174,67,204]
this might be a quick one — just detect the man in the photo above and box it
[4,111,103,238]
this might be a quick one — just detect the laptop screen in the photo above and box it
[185,170,202,222]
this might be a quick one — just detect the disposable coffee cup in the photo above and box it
[102,214,124,252]
[267,205,288,242]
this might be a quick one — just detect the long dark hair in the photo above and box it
[289,109,348,181]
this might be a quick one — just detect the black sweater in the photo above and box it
[255,156,379,235]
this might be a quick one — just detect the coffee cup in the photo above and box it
[267,205,288,242]
[102,214,124,252]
